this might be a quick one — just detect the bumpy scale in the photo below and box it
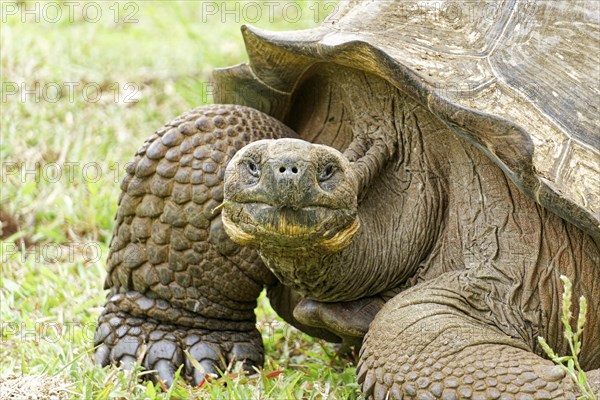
[94,104,294,385]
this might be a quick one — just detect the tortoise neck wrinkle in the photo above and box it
[259,248,334,299]
[417,138,600,361]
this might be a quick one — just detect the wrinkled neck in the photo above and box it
[259,113,448,302]
[258,245,335,299]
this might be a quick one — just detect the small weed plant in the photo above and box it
[537,275,597,400]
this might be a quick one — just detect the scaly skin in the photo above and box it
[96,97,600,396]
[95,104,386,384]
[358,274,586,399]
[354,134,600,398]
[95,104,295,385]
[221,92,599,398]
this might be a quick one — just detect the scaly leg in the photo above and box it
[358,272,581,399]
[268,282,385,346]
[95,104,295,385]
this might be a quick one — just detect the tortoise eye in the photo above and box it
[246,160,259,177]
[319,163,336,181]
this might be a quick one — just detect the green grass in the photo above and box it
[1,1,359,398]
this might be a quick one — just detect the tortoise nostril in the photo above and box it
[279,166,299,174]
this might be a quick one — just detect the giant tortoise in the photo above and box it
[94,0,600,398]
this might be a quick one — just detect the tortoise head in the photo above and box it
[222,139,360,254]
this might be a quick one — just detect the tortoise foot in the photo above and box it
[94,310,263,387]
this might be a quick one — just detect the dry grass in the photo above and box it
[0,374,72,400]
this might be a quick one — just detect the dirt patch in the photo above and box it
[0,208,30,246]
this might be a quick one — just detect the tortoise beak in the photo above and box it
[221,202,359,252]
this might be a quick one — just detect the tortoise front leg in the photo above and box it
[268,282,385,346]
[94,105,295,385]
[358,272,580,399]
[95,303,264,386]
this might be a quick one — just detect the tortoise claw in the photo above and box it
[190,359,219,387]
[153,359,177,386]
[94,311,264,387]
[94,343,110,367]
[119,355,137,371]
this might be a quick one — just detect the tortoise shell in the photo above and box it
[214,0,599,240]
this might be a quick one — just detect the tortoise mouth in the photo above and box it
[222,201,359,252]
